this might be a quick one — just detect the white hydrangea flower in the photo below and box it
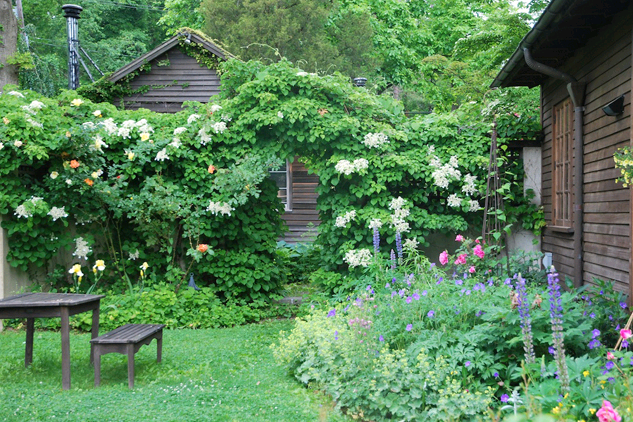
[117,127,131,139]
[138,124,153,134]
[468,199,481,212]
[14,204,31,218]
[155,148,169,161]
[335,159,354,175]
[173,127,187,135]
[169,137,182,148]
[462,174,478,196]
[362,132,389,148]
[48,206,68,221]
[82,121,96,130]
[128,249,140,260]
[7,91,25,98]
[72,237,92,259]
[212,121,227,134]
[393,208,410,220]
[429,155,442,168]
[343,249,373,268]
[121,119,136,129]
[296,71,308,76]
[277,111,284,119]
[221,114,232,122]
[447,194,462,208]
[368,218,383,229]
[449,155,459,168]
[428,145,435,153]
[26,118,42,128]
[389,197,406,211]
[187,114,201,124]
[99,118,118,135]
[199,127,211,145]
[353,158,369,171]
[207,201,234,216]
[210,104,222,113]
[335,210,357,227]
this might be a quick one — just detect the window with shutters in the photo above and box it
[552,98,573,229]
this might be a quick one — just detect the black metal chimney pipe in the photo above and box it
[62,4,82,90]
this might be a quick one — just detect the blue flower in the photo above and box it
[427,310,435,318]
[366,285,372,291]
[621,302,628,309]
[406,324,413,331]
[623,340,629,348]
[334,330,338,340]
[413,292,421,300]
[592,329,601,338]
[589,313,596,319]
[421,290,427,296]
[548,347,555,355]
[493,372,499,378]
[500,394,509,403]
[465,361,471,367]
[379,335,384,342]
[406,296,412,304]
[455,279,463,286]
[606,361,615,370]
[327,309,336,318]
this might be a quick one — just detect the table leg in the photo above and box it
[61,307,71,390]
[25,318,34,367]
[127,344,135,389]
[90,305,100,365]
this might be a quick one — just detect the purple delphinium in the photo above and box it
[548,270,571,393]
[390,249,396,270]
[395,231,403,262]
[516,274,536,364]
[334,330,338,340]
[372,226,380,256]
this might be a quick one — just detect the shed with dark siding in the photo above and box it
[108,30,230,113]
[492,0,632,296]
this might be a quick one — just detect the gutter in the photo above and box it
[491,0,575,88]
[523,48,586,287]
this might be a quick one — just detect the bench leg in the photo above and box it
[127,344,135,389]
[94,346,101,387]
[25,318,34,367]
[157,332,163,363]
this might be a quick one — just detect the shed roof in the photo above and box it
[491,0,630,88]
[109,29,233,83]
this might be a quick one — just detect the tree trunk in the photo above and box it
[0,0,19,90]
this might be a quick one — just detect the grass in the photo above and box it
[0,320,350,422]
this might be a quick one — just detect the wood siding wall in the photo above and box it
[280,158,320,243]
[115,47,221,113]
[540,6,632,292]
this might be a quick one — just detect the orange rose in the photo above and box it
[84,178,94,186]
[70,160,80,169]
[208,164,216,174]
[197,244,208,253]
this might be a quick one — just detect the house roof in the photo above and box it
[491,0,630,88]
[109,29,233,83]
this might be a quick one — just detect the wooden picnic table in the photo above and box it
[0,292,104,390]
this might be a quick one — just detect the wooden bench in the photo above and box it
[90,323,165,389]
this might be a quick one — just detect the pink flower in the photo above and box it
[454,254,467,265]
[439,250,449,266]
[597,400,621,422]
[607,351,615,360]
[468,266,476,273]
[473,244,485,259]
[455,234,464,242]
[620,329,632,340]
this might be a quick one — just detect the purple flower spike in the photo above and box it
[379,335,384,342]
[327,309,336,318]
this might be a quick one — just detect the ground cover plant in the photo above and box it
[0,320,350,422]
[273,232,631,421]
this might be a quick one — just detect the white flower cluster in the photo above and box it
[210,104,222,113]
[296,71,309,76]
[221,114,232,122]
[14,196,43,219]
[7,91,25,98]
[14,140,23,147]
[462,174,478,196]
[83,122,96,130]
[468,199,481,212]
[26,118,42,128]
[118,127,131,139]
[277,111,284,119]
[199,127,211,145]
[72,237,92,260]
[187,114,201,124]
[21,100,45,114]
[169,137,182,148]
[207,201,234,216]
[335,210,357,228]
[128,249,140,261]
[155,148,169,161]
[100,118,118,135]
[212,121,227,134]
[174,127,187,135]
[430,155,461,189]
[362,132,389,148]
[403,238,419,252]
[344,249,373,268]
[447,194,462,208]
[368,218,383,229]
[389,197,410,233]
[135,119,153,134]
[335,158,368,175]
[47,206,68,221]
[92,135,109,152]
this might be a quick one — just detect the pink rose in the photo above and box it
[468,266,475,273]
[439,250,449,266]
[454,254,467,265]
[473,244,485,259]
[597,400,621,422]
[607,351,615,360]
[620,329,632,340]
[455,234,464,242]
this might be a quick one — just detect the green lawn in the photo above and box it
[0,320,349,422]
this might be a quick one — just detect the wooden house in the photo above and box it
[492,0,632,295]
[107,30,320,242]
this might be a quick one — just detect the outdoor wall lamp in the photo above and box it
[602,95,625,116]
[353,77,367,87]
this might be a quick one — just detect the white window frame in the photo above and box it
[270,159,292,211]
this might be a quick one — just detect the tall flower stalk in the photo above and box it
[395,231,403,263]
[547,270,570,393]
[516,274,536,364]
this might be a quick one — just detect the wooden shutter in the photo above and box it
[552,98,574,228]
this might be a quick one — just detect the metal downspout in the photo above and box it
[523,48,586,287]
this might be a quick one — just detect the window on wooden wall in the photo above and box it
[270,159,292,211]
[552,98,574,229]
